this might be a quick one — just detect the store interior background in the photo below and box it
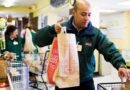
[0,0,130,89]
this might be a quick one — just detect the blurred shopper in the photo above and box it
[4,25,22,61]
[35,0,130,90]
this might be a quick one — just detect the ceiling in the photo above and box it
[0,0,130,17]
[0,0,42,17]
[0,0,41,7]
[89,0,130,13]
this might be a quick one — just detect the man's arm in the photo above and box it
[34,25,56,47]
[95,30,130,79]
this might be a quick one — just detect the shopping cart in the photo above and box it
[97,82,126,90]
[22,50,50,90]
[7,61,29,90]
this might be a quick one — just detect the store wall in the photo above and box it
[33,0,50,17]
[123,12,130,49]
[100,12,130,50]
[89,2,100,28]
[99,11,130,75]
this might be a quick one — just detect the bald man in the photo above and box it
[35,0,130,90]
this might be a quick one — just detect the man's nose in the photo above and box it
[84,15,90,21]
[85,13,91,20]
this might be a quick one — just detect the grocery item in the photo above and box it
[0,59,7,79]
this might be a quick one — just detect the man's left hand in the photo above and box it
[118,67,130,81]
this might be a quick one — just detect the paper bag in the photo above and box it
[55,32,79,88]
[47,37,59,84]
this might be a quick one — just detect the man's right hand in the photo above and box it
[55,23,62,33]
[55,18,64,33]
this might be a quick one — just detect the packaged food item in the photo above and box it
[3,51,16,60]
[124,79,130,90]
[0,79,9,89]
[0,59,7,79]
[121,87,129,90]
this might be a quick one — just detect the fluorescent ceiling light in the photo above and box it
[99,9,117,13]
[3,0,15,7]
[4,3,14,7]
[119,1,130,6]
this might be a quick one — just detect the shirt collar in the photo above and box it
[66,16,94,36]
[72,20,88,32]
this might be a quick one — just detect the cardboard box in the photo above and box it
[0,58,7,79]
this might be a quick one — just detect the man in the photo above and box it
[35,0,130,90]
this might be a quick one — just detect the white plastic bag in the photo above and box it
[23,29,36,52]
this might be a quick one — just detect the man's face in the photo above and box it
[73,3,91,29]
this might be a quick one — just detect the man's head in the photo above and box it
[72,0,91,29]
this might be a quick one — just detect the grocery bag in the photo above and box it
[55,28,79,88]
[47,27,79,88]
[47,37,59,84]
[23,54,41,72]
[23,29,36,52]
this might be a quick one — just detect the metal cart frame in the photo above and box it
[97,82,125,90]
[7,61,29,90]
[23,50,49,90]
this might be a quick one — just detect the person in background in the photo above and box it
[4,25,22,61]
[34,0,130,90]
[21,23,38,54]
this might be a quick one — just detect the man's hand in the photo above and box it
[118,67,130,81]
[54,18,64,33]
[55,23,62,33]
